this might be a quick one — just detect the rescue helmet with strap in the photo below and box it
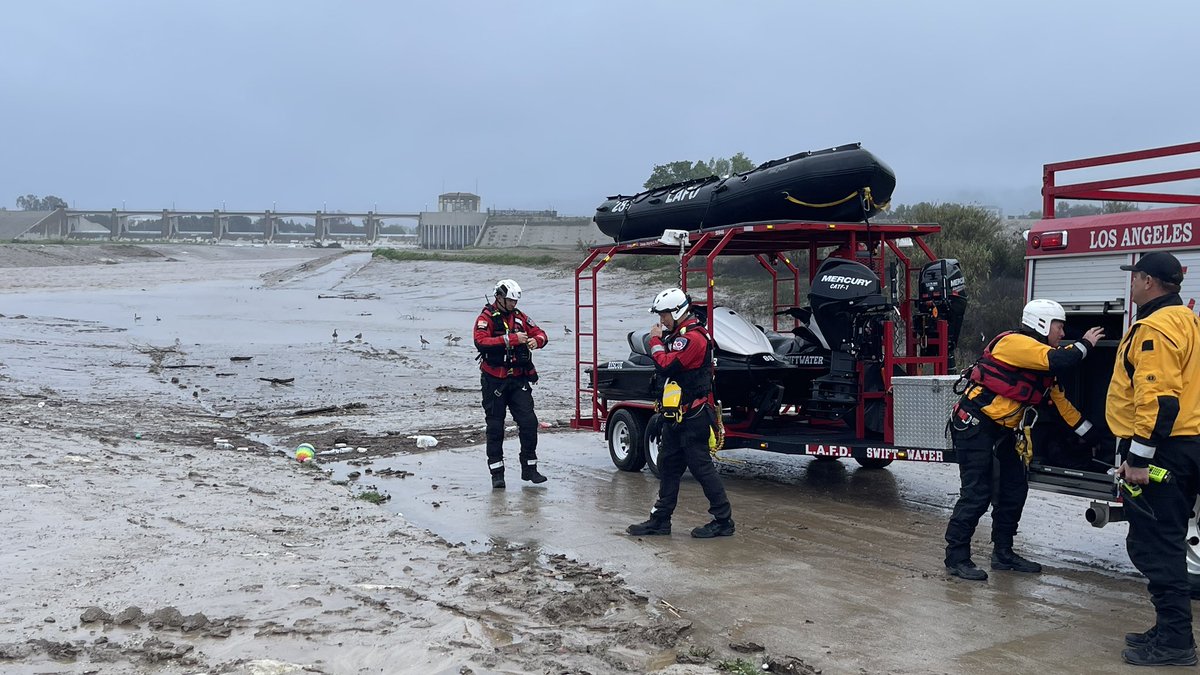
[494,279,521,302]
[1021,299,1065,337]
[650,288,690,321]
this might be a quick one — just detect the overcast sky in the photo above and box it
[2,1,1197,217]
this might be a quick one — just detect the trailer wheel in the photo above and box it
[854,456,894,469]
[607,409,647,472]
[645,413,664,478]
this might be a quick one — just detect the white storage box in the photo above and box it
[891,375,961,450]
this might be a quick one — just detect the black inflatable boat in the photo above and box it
[594,143,896,243]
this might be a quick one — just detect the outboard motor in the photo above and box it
[806,258,890,419]
[914,259,967,370]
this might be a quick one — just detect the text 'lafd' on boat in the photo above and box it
[593,143,896,242]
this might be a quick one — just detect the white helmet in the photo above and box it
[494,279,521,301]
[1021,299,1066,336]
[650,288,690,321]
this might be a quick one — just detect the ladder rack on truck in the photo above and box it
[571,219,965,474]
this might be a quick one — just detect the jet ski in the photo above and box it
[593,305,805,409]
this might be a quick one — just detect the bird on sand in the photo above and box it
[444,333,455,346]
[332,329,338,342]
[354,332,363,342]
[419,335,430,349]
[134,313,141,322]
[155,316,161,322]
[450,336,463,346]
[564,325,572,335]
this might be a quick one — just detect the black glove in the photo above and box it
[646,413,664,444]
[1079,423,1106,449]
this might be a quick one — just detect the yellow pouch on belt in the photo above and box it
[1015,426,1033,466]
[1014,407,1037,466]
[662,380,682,420]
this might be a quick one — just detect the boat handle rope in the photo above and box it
[782,186,889,212]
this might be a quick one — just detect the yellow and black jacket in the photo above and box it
[1106,294,1200,467]
[961,330,1090,430]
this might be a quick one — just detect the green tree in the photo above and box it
[1101,201,1140,214]
[897,202,1026,365]
[1022,200,1141,219]
[730,152,754,174]
[709,157,732,179]
[643,161,704,190]
[642,153,755,190]
[16,194,68,210]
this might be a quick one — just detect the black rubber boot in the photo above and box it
[946,559,989,581]
[491,471,505,490]
[521,463,547,484]
[991,547,1042,573]
[627,517,671,536]
[690,518,735,538]
[1122,643,1198,667]
[1126,626,1158,649]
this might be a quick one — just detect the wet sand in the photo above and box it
[0,243,1164,673]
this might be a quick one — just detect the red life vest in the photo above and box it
[965,331,1055,405]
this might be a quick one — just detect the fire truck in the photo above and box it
[1024,141,1200,589]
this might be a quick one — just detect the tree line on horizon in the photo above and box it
[13,194,68,211]
[642,153,756,190]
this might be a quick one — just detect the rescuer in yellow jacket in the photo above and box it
[943,299,1104,581]
[1107,252,1200,667]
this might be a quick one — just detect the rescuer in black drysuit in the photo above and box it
[473,278,549,489]
[944,299,1104,581]
[1107,253,1200,667]
[626,288,734,539]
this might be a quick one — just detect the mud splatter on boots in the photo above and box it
[690,518,735,538]
[520,460,547,484]
[626,517,671,536]
[991,547,1042,573]
[945,559,988,581]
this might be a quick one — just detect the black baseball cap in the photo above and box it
[1121,252,1185,285]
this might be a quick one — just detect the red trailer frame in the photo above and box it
[1042,141,1200,219]
[570,219,957,466]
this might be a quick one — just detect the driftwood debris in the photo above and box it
[259,377,295,385]
[294,402,367,417]
[229,356,253,362]
[317,292,379,301]
[316,289,376,299]
[133,340,185,374]
[163,364,213,370]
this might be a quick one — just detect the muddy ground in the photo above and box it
[0,242,1171,674]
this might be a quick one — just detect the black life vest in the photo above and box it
[477,304,535,370]
[965,331,1055,405]
[665,320,713,404]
